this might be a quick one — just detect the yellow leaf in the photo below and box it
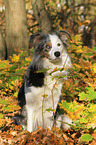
[25,57,32,62]
[42,94,48,98]
[75,46,83,53]
[88,83,96,88]
[12,54,20,62]
[11,81,15,85]
[91,63,96,73]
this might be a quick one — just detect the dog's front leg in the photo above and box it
[26,105,33,132]
[25,85,34,132]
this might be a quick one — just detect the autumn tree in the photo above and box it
[31,0,52,34]
[4,0,29,58]
[0,30,6,60]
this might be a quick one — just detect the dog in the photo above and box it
[16,30,72,132]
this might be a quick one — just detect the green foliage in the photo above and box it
[0,113,4,119]
[81,133,93,142]
[60,90,96,130]
[0,51,32,96]
[0,50,32,127]
[79,87,96,101]
[46,107,55,113]
[59,35,96,141]
[0,98,10,105]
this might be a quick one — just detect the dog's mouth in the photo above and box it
[49,57,62,62]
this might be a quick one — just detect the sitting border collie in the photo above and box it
[17,30,72,132]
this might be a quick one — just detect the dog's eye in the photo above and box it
[46,45,51,49]
[57,43,61,47]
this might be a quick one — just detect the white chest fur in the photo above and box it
[25,74,63,132]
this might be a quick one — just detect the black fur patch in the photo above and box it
[25,65,45,87]
[18,83,26,108]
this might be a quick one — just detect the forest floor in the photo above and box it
[0,121,96,145]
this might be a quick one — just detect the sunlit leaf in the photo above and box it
[36,68,49,73]
[91,63,96,73]
[12,54,20,62]
[0,99,10,105]
[79,87,96,101]
[42,94,48,98]
[0,113,4,119]
[81,133,93,142]
[92,47,96,51]
[46,107,55,112]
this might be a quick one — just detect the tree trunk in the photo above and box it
[4,0,28,58]
[31,0,52,34]
[0,31,6,60]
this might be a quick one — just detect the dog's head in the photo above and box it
[29,31,71,72]
[29,31,70,60]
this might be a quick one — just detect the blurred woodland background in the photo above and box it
[0,0,96,60]
[0,1,96,144]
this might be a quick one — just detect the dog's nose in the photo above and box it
[54,51,60,57]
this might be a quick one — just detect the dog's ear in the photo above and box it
[29,33,44,48]
[56,30,71,46]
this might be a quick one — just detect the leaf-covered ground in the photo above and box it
[0,124,96,144]
[0,35,96,144]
